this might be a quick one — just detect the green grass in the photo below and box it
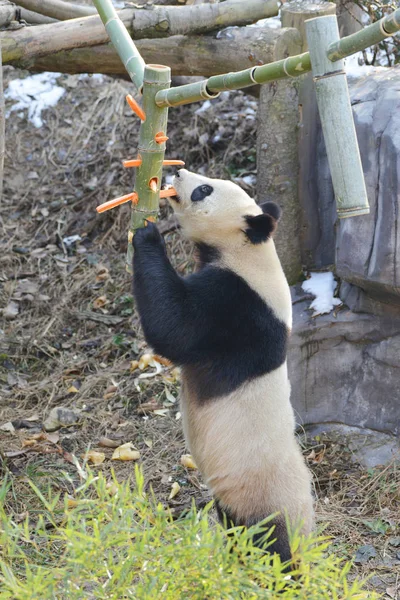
[0,468,379,600]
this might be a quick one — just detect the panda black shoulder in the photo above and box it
[183,265,288,403]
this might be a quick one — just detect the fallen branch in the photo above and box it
[1,0,279,64]
[9,27,301,78]
[20,8,57,24]
[17,0,96,20]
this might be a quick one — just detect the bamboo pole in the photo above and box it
[93,0,145,92]
[125,64,171,273]
[306,16,369,218]
[155,6,400,108]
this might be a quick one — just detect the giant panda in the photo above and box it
[132,169,314,565]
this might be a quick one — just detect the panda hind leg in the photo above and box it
[215,500,292,568]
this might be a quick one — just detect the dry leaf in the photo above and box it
[22,439,39,448]
[112,442,140,462]
[138,353,153,370]
[144,439,153,449]
[93,295,108,309]
[136,400,163,414]
[164,388,176,404]
[0,421,15,433]
[153,355,173,367]
[66,496,79,508]
[46,431,60,444]
[106,482,119,496]
[153,409,169,417]
[67,385,79,394]
[180,454,197,470]
[3,301,19,320]
[95,265,109,282]
[98,437,120,449]
[168,482,181,500]
[130,360,139,372]
[83,450,106,465]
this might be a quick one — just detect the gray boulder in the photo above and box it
[288,289,400,436]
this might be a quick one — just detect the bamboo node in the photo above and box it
[126,95,146,121]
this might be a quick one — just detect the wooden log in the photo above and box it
[1,0,279,64]
[306,15,369,218]
[10,27,302,78]
[256,2,335,283]
[17,0,96,20]
[19,8,57,24]
[0,1,18,27]
[281,1,336,271]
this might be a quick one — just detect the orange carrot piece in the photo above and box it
[126,95,146,121]
[96,192,138,213]
[162,160,185,166]
[149,178,158,192]
[155,131,169,144]
[123,159,142,168]
[159,187,177,198]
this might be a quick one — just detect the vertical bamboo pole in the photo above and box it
[306,16,369,218]
[125,64,171,273]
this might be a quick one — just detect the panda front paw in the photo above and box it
[133,222,164,250]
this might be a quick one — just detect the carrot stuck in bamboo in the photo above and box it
[123,158,185,168]
[155,131,169,144]
[149,178,158,192]
[160,187,177,198]
[96,191,138,213]
[126,95,146,121]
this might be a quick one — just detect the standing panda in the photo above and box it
[132,169,314,565]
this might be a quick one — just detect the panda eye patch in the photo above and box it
[191,184,214,202]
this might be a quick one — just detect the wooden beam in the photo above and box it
[9,27,301,78]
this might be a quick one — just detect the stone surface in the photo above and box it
[301,66,400,311]
[303,423,400,468]
[43,406,82,432]
[288,288,400,436]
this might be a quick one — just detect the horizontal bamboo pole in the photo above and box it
[9,27,301,78]
[155,6,400,108]
[327,7,400,61]
[93,0,145,92]
[17,0,95,19]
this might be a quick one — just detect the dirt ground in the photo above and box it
[0,68,399,598]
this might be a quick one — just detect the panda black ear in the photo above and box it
[260,201,282,222]
[244,213,276,244]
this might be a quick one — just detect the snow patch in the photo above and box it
[345,53,386,79]
[302,272,342,317]
[5,72,66,128]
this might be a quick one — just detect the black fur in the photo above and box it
[261,201,282,222]
[133,223,287,402]
[191,184,214,202]
[215,500,292,567]
[195,242,221,268]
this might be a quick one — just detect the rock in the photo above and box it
[289,289,400,438]
[336,67,400,308]
[304,423,400,468]
[43,407,82,432]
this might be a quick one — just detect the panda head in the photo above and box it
[170,169,281,249]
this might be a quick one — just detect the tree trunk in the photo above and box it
[17,0,191,19]
[10,27,301,78]
[279,2,337,271]
[1,0,279,63]
[257,1,336,283]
